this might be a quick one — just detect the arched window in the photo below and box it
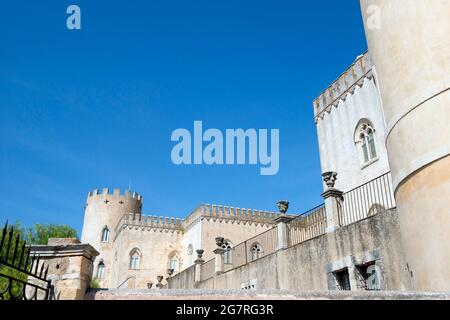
[168,252,180,272]
[250,243,263,261]
[222,240,233,264]
[355,120,378,165]
[129,248,142,270]
[101,226,110,243]
[97,260,106,279]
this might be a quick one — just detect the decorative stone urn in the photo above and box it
[147,282,153,289]
[276,200,289,214]
[196,249,204,259]
[322,171,338,188]
[156,275,164,289]
[167,268,174,277]
[215,237,225,247]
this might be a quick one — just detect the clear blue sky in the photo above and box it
[0,1,367,234]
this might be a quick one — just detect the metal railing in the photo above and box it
[229,227,278,269]
[288,204,327,246]
[339,172,396,226]
[0,222,55,300]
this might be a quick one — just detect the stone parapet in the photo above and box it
[113,204,292,239]
[30,241,99,300]
[85,289,450,300]
[313,52,373,122]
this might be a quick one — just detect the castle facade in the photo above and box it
[81,192,283,289]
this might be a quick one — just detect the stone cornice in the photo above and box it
[29,244,99,262]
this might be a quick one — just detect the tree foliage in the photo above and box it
[24,224,78,245]
[0,221,78,299]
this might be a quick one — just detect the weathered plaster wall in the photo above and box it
[30,238,99,300]
[170,210,411,291]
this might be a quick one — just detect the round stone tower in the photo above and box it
[360,0,450,290]
[81,188,142,287]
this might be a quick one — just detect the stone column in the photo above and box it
[194,249,204,283]
[321,172,343,233]
[360,0,450,290]
[29,238,99,300]
[213,237,225,275]
[273,200,293,250]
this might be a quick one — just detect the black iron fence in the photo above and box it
[339,172,396,226]
[0,222,54,300]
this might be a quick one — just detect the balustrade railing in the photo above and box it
[339,172,396,226]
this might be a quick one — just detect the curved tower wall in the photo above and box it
[360,0,450,290]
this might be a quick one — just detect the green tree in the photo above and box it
[0,222,29,299]
[24,224,78,245]
[0,221,78,299]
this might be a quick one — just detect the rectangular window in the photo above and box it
[334,268,351,291]
[357,262,381,290]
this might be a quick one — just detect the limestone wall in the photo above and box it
[85,289,450,300]
[111,225,184,289]
[170,209,412,291]
[30,239,99,300]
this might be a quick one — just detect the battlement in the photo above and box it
[114,213,184,239]
[313,52,373,122]
[113,203,288,239]
[86,188,143,202]
[183,203,287,230]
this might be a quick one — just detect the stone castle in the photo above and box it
[81,190,286,289]
[29,0,450,299]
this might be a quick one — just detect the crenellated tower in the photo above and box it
[81,188,142,287]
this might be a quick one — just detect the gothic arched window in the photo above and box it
[97,260,106,279]
[168,252,180,272]
[250,243,263,261]
[101,226,110,243]
[355,120,378,165]
[129,248,142,270]
[222,240,233,264]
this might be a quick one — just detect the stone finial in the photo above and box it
[215,237,225,247]
[196,249,204,259]
[156,276,164,289]
[276,201,289,214]
[167,268,174,276]
[322,171,338,188]
[147,282,153,289]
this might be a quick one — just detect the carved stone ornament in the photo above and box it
[276,200,289,214]
[322,171,338,188]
